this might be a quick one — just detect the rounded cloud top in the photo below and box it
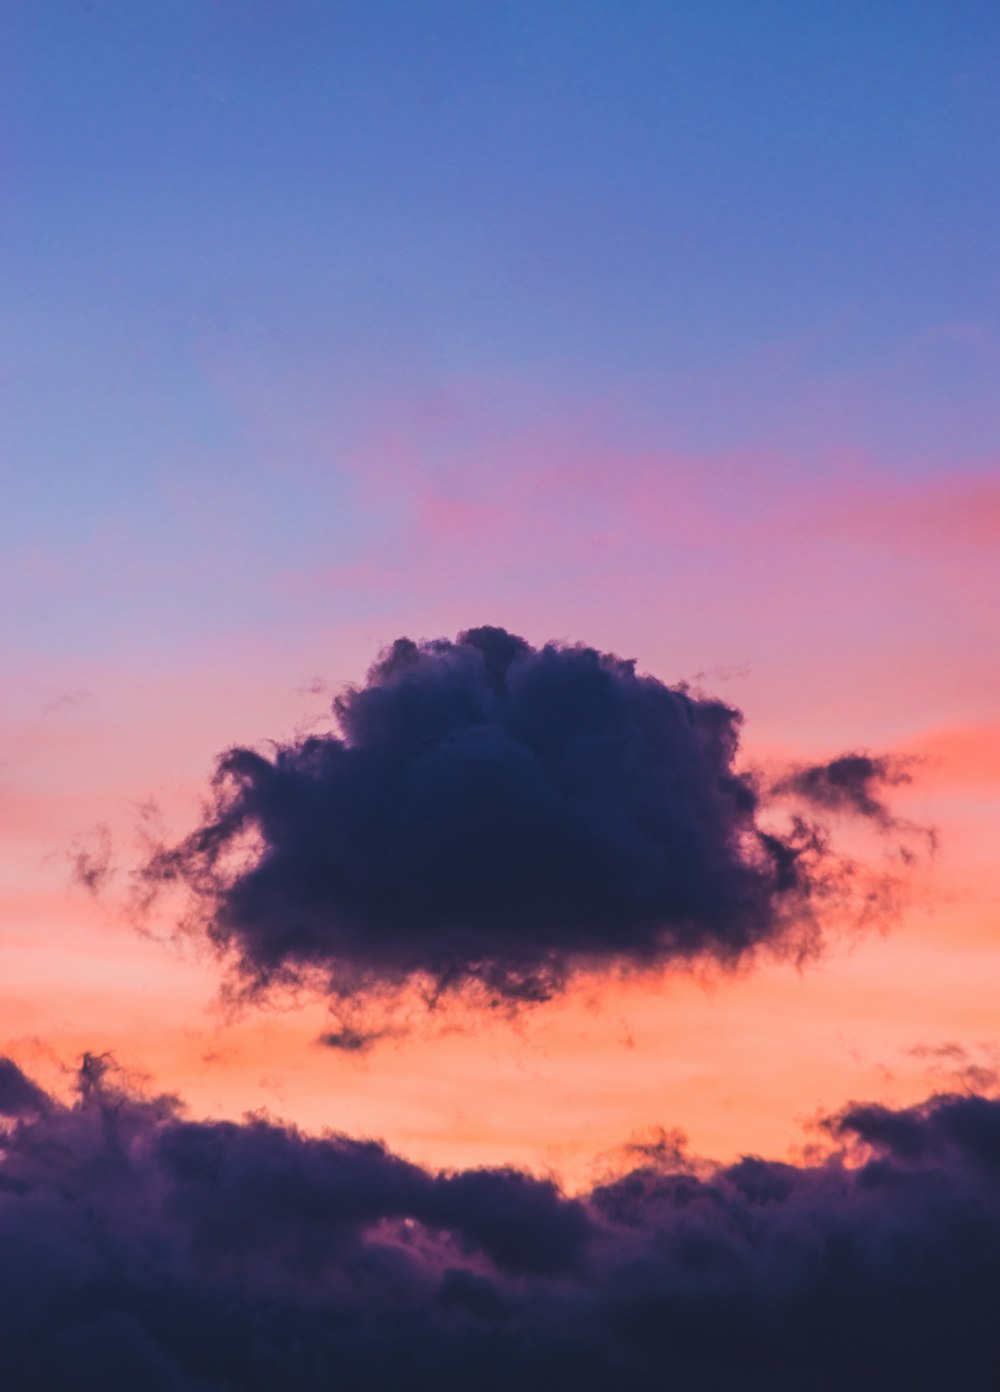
[146,626,895,1005]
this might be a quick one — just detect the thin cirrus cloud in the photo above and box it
[140,626,919,1013]
[1,1052,999,1389]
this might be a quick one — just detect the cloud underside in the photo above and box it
[143,627,915,1007]
[1,1055,998,1390]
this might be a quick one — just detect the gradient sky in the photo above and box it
[3,0,999,1194]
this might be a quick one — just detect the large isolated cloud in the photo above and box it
[2,1054,999,1389]
[143,627,912,1007]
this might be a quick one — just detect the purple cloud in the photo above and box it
[141,627,912,1011]
[1,1055,999,1388]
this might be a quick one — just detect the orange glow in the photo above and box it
[4,591,998,1190]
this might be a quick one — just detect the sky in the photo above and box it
[2,2,1000,1384]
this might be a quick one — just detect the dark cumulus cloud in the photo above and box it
[2,1054,1000,1390]
[0,1056,50,1117]
[142,627,914,1009]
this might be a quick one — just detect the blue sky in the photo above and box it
[3,0,999,661]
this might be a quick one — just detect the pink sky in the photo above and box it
[4,427,997,1190]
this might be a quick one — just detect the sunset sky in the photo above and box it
[2,4,1000,1384]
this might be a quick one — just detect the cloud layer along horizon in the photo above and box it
[1,1054,998,1390]
[143,627,912,1010]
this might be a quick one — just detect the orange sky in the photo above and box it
[4,611,997,1191]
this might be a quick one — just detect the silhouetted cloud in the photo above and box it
[0,1057,50,1117]
[316,1025,393,1054]
[2,1056,1000,1389]
[772,752,912,827]
[907,1041,1000,1093]
[141,628,912,1010]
